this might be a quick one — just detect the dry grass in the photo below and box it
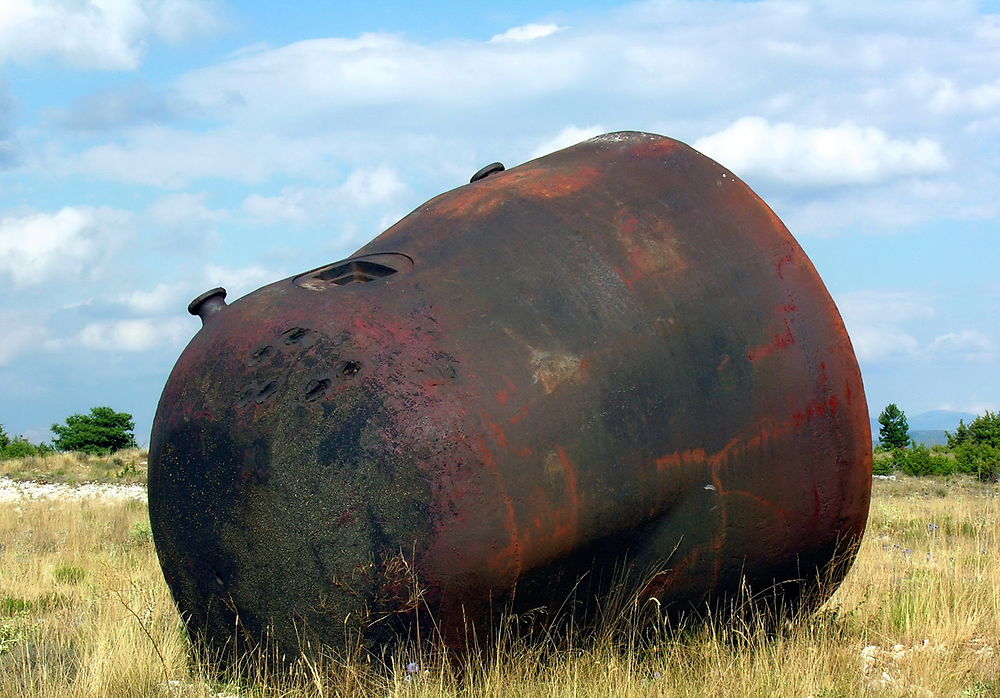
[0,449,148,485]
[0,475,996,697]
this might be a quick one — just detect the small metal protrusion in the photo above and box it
[188,287,228,325]
[470,162,505,183]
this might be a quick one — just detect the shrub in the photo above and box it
[954,442,999,482]
[51,406,137,454]
[1,437,38,460]
[872,454,895,476]
[0,433,52,461]
[890,444,955,477]
[948,411,1000,482]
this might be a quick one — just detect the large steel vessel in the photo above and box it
[149,131,872,659]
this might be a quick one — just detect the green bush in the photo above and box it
[954,442,999,482]
[1,438,38,460]
[51,406,137,454]
[948,411,1000,482]
[890,444,955,477]
[872,454,895,476]
[0,425,53,461]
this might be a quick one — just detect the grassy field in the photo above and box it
[0,466,996,697]
[0,449,148,486]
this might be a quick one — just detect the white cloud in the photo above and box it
[0,312,47,365]
[929,331,995,362]
[54,126,334,187]
[836,290,934,363]
[490,24,564,43]
[693,117,948,188]
[0,0,224,70]
[836,291,995,364]
[907,73,1000,115]
[0,206,130,286]
[76,317,192,352]
[201,263,283,303]
[176,32,588,118]
[935,401,1000,416]
[120,282,187,315]
[530,124,605,159]
[339,166,407,207]
[117,262,284,319]
[242,166,407,225]
[147,192,229,224]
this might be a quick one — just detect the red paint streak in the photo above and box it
[518,446,535,458]
[747,319,796,362]
[716,354,731,371]
[336,508,356,526]
[490,422,508,449]
[791,394,842,427]
[775,241,795,280]
[496,388,509,406]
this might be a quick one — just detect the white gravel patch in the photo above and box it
[0,476,147,503]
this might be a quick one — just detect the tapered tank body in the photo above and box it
[148,131,872,659]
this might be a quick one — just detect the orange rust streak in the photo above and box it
[509,405,530,424]
[613,265,635,291]
[429,165,603,219]
[473,436,522,579]
[554,446,582,543]
[654,448,709,471]
[722,489,795,520]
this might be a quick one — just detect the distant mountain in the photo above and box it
[909,430,949,447]
[870,409,978,446]
[907,410,977,431]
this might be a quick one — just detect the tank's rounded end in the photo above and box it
[188,287,228,324]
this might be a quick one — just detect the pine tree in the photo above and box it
[877,403,909,449]
[51,407,137,454]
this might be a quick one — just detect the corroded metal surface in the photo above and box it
[149,131,872,659]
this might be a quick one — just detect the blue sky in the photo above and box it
[1,0,998,445]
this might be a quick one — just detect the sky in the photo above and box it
[1,0,998,445]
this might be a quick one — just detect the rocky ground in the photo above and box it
[0,476,146,503]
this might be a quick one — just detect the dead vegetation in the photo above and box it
[0,475,996,697]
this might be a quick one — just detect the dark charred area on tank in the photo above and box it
[148,418,262,644]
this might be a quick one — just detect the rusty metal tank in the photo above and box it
[148,131,872,660]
